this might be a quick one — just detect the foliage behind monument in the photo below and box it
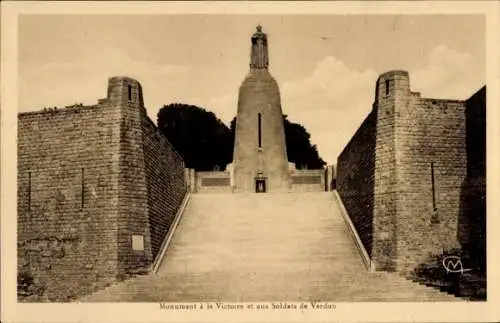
[158,104,326,171]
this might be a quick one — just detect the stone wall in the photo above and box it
[289,169,326,192]
[194,171,232,193]
[142,116,186,261]
[370,71,403,271]
[18,104,121,301]
[115,80,152,277]
[336,70,486,273]
[395,94,467,272]
[17,76,187,301]
[190,168,329,194]
[458,86,486,270]
[337,109,376,257]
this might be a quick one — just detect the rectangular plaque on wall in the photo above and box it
[131,235,144,251]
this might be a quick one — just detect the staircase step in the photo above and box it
[81,192,460,302]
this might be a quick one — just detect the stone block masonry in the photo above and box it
[289,169,326,192]
[337,108,376,258]
[459,86,486,271]
[18,103,122,301]
[232,26,290,193]
[17,76,186,301]
[337,70,486,273]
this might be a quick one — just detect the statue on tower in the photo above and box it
[233,25,290,193]
[250,24,269,70]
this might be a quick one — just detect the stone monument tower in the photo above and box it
[232,25,290,193]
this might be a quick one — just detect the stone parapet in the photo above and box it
[336,70,485,273]
[17,76,186,301]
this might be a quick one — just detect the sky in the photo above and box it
[18,14,485,164]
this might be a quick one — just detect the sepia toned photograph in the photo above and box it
[2,1,499,323]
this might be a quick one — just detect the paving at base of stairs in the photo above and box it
[81,192,461,302]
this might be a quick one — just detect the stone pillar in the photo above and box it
[226,163,234,188]
[190,168,196,193]
[232,25,289,193]
[325,165,335,191]
[372,70,410,271]
[184,168,191,192]
[112,76,154,276]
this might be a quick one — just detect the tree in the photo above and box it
[229,115,326,170]
[158,104,326,171]
[157,103,233,171]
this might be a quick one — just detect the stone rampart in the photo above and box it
[336,70,486,273]
[17,77,186,301]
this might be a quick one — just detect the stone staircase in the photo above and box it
[81,192,460,302]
